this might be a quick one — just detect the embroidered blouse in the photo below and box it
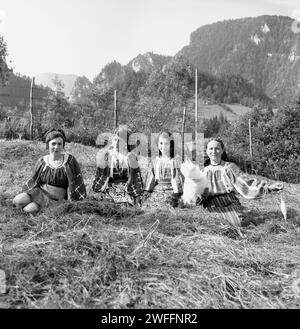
[144,156,184,194]
[92,148,143,198]
[38,155,69,188]
[22,153,86,201]
[202,161,269,199]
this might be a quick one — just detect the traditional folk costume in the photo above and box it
[92,148,143,206]
[143,156,184,208]
[199,160,270,227]
[22,153,86,207]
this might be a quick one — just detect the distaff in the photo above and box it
[13,128,86,214]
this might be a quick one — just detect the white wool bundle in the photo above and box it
[181,160,208,204]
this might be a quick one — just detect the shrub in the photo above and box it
[222,101,300,183]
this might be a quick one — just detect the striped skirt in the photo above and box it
[202,192,244,227]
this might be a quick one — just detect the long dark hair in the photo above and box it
[157,132,175,159]
[204,137,228,166]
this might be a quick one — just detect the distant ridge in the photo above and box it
[127,52,172,73]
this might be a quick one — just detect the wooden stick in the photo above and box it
[249,119,253,173]
[29,77,35,140]
[195,69,198,136]
[195,69,198,162]
[182,107,186,161]
[114,90,117,129]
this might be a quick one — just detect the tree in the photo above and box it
[203,113,230,138]
[44,76,73,128]
[222,100,300,182]
[70,76,92,105]
[0,35,10,86]
[133,96,176,133]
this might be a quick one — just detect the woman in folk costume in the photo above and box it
[92,125,143,206]
[143,132,184,208]
[196,138,283,227]
[13,128,86,214]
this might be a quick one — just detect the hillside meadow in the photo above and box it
[179,102,252,123]
[199,103,252,121]
[0,139,299,309]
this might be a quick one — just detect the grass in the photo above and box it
[0,139,299,309]
[196,103,252,121]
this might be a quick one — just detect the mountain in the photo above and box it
[177,15,300,104]
[92,53,171,94]
[127,52,172,73]
[35,73,80,96]
[92,53,271,110]
[92,61,128,94]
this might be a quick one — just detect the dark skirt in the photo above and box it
[201,192,244,227]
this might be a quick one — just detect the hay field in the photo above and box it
[0,140,299,309]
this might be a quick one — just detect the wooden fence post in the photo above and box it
[249,119,254,173]
[114,90,117,129]
[29,77,35,140]
[181,107,186,161]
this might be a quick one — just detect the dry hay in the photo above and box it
[0,141,43,162]
[0,140,300,309]
[51,199,142,219]
[0,199,299,309]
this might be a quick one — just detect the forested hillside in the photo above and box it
[178,15,300,104]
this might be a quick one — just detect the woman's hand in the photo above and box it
[268,182,284,192]
[142,191,150,202]
[100,177,110,193]
[134,196,141,206]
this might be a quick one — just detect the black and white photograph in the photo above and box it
[0,0,299,314]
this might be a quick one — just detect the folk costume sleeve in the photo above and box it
[21,157,45,192]
[171,157,184,195]
[144,159,157,193]
[65,155,86,201]
[125,152,143,197]
[92,150,110,193]
[225,163,269,199]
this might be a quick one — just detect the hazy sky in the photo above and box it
[0,0,299,80]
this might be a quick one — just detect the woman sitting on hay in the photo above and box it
[181,137,283,227]
[92,125,143,206]
[142,132,184,208]
[13,128,87,214]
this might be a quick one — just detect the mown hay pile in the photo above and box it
[0,140,299,309]
[1,198,299,309]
